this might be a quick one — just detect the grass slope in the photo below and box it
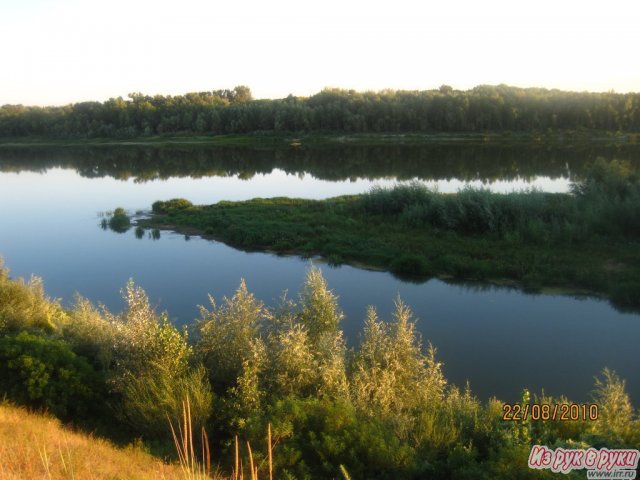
[0,403,187,480]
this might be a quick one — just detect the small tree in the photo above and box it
[0,260,68,333]
[108,280,211,438]
[298,267,348,399]
[267,322,316,397]
[351,299,446,423]
[63,295,114,370]
[591,368,638,446]
[299,267,344,345]
[197,279,264,392]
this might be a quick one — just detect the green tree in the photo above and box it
[108,280,211,437]
[197,279,264,392]
[298,267,349,398]
[351,299,446,430]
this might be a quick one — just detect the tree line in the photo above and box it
[2,84,640,138]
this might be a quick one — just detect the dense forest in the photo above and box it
[1,263,638,479]
[2,85,640,138]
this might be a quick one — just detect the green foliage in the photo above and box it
[265,321,316,397]
[108,207,131,233]
[109,280,192,384]
[391,254,431,278]
[62,295,114,370]
[120,364,213,438]
[251,397,417,480]
[590,368,639,447]
[0,332,103,418]
[299,266,344,342]
[197,279,265,392]
[107,280,211,438]
[151,198,194,214]
[351,302,446,427]
[361,182,569,237]
[0,260,68,333]
[297,268,349,398]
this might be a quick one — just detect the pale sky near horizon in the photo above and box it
[2,0,639,106]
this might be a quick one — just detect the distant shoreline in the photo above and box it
[0,130,637,148]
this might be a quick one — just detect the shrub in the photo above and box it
[251,397,417,480]
[360,182,433,216]
[108,208,131,233]
[119,364,213,438]
[0,332,103,418]
[151,198,193,214]
[108,280,211,438]
[590,368,639,447]
[0,261,68,333]
[63,295,115,370]
[197,279,265,392]
[351,302,446,424]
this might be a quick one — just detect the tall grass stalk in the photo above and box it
[168,398,275,480]
[38,444,53,480]
[339,465,352,480]
[246,441,256,480]
[168,398,211,480]
[267,424,273,480]
[37,438,76,480]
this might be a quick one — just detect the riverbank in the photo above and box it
[0,130,638,148]
[143,176,640,312]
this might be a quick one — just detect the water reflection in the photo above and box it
[1,142,639,186]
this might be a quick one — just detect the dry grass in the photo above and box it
[0,400,344,480]
[0,402,185,480]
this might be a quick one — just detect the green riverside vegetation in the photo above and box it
[145,160,640,312]
[0,260,638,479]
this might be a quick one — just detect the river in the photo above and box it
[1,142,638,403]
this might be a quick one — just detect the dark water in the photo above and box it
[1,144,639,404]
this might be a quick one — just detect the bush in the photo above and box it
[151,198,193,214]
[0,332,103,418]
[197,279,265,392]
[361,182,433,216]
[108,280,212,438]
[119,364,213,439]
[0,262,68,333]
[590,368,639,447]
[108,208,131,233]
[251,397,417,480]
[63,295,115,370]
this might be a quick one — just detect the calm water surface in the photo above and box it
[1,145,638,403]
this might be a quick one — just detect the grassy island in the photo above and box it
[145,161,640,311]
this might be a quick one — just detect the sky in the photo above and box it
[1,0,639,106]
